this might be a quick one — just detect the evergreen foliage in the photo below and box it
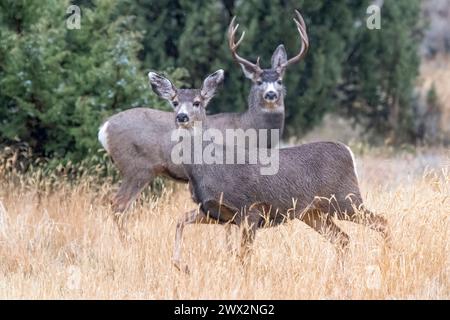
[0,0,422,161]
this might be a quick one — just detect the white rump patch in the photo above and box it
[345,145,359,180]
[98,121,110,153]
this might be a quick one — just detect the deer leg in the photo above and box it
[200,199,240,253]
[239,226,256,266]
[112,173,153,236]
[238,214,260,266]
[300,210,350,270]
[173,208,217,274]
[224,223,236,253]
[345,207,391,246]
[301,210,350,254]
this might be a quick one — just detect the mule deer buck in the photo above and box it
[98,10,309,227]
[147,72,391,272]
[145,59,390,273]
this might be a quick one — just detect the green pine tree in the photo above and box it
[0,0,160,160]
[342,0,421,143]
[0,0,424,163]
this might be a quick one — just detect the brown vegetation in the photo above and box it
[0,148,448,299]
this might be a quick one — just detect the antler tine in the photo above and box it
[227,16,260,71]
[294,18,308,50]
[233,28,246,50]
[295,9,307,32]
[282,9,309,68]
[228,17,243,52]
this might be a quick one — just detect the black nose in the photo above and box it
[264,91,277,101]
[176,113,189,123]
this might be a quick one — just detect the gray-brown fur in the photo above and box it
[100,10,310,217]
[150,73,391,272]
[186,142,362,223]
[100,65,285,215]
[100,44,293,215]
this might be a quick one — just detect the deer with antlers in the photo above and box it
[145,11,390,272]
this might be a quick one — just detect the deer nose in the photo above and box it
[264,91,278,101]
[176,113,189,123]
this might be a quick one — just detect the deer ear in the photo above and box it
[271,44,287,73]
[148,71,177,100]
[200,69,224,105]
[239,63,260,80]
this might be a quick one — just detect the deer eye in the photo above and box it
[172,101,179,107]
[193,101,201,107]
[256,80,263,86]
[277,80,282,85]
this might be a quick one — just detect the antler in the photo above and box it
[228,16,261,71]
[281,10,309,69]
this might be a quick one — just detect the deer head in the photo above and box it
[228,10,309,110]
[148,70,225,129]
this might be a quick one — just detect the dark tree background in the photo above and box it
[0,0,422,161]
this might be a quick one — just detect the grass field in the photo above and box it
[0,148,448,299]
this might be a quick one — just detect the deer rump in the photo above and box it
[189,141,362,227]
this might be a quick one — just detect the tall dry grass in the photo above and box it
[0,148,448,299]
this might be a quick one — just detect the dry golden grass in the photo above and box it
[0,149,449,299]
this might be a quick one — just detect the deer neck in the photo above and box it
[240,85,285,133]
[177,121,213,183]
